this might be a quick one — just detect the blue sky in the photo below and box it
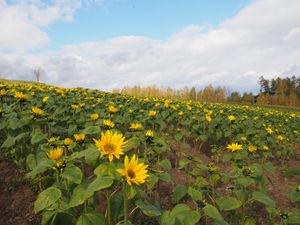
[1,0,299,93]
[46,0,251,49]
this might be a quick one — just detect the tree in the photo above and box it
[228,91,241,102]
[189,87,197,101]
[259,76,270,93]
[33,67,43,82]
[241,92,254,103]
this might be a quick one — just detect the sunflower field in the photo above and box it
[0,79,300,225]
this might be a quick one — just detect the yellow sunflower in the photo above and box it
[266,127,273,134]
[130,123,142,130]
[226,143,243,152]
[109,105,118,113]
[47,147,63,160]
[228,115,235,121]
[277,135,284,141]
[103,119,115,128]
[32,107,44,116]
[90,113,99,120]
[117,155,149,186]
[145,130,154,138]
[94,130,127,162]
[63,138,73,146]
[42,96,49,103]
[248,145,257,153]
[74,133,85,142]
[205,115,212,123]
[14,92,28,100]
[148,110,157,117]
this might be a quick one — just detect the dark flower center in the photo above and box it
[104,143,116,153]
[127,169,136,179]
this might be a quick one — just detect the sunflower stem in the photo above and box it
[144,142,147,163]
[56,170,60,185]
[123,182,128,223]
[106,190,112,225]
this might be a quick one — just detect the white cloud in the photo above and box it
[0,0,83,51]
[0,0,300,93]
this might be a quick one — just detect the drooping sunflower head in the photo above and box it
[145,130,154,144]
[94,130,127,162]
[47,147,63,160]
[117,154,149,186]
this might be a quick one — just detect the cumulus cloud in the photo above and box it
[1,0,300,93]
[0,0,84,51]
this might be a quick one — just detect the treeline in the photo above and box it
[256,76,300,106]
[113,85,227,102]
[112,76,300,106]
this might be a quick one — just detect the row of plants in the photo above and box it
[0,79,300,224]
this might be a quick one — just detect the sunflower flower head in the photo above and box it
[32,107,44,116]
[148,110,157,117]
[228,115,235,121]
[205,115,212,123]
[74,133,85,142]
[263,145,269,151]
[117,154,149,186]
[277,135,284,141]
[226,143,243,152]
[130,123,142,130]
[241,136,247,141]
[0,89,8,96]
[94,130,127,162]
[14,92,28,100]
[48,136,59,145]
[63,138,73,146]
[42,96,49,103]
[103,119,115,129]
[109,105,118,113]
[248,145,257,153]
[71,104,79,110]
[90,113,99,121]
[145,130,154,138]
[178,111,184,116]
[266,127,274,134]
[47,147,63,160]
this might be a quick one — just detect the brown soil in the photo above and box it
[266,159,300,211]
[0,158,40,225]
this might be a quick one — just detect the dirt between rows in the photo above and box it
[0,158,40,225]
